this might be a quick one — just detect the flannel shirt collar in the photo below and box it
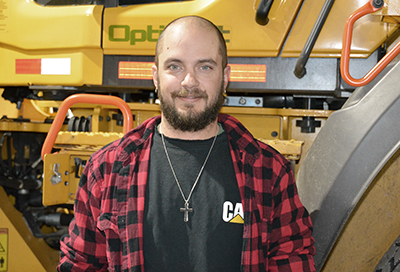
[121,114,261,160]
[218,113,261,160]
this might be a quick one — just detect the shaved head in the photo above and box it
[155,16,228,69]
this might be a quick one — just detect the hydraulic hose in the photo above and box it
[294,0,336,78]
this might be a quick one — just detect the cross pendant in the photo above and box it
[180,202,193,222]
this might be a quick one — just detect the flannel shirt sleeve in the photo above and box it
[58,161,108,272]
[267,161,316,272]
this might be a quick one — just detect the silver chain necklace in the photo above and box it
[160,124,219,222]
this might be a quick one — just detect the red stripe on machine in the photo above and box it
[15,59,41,74]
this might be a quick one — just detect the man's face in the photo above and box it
[152,22,230,132]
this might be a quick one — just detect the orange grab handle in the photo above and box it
[41,94,133,160]
[341,0,400,87]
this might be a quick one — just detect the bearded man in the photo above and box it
[58,16,315,272]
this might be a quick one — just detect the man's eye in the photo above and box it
[200,65,212,71]
[169,65,179,70]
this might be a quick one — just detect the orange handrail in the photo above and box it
[341,0,400,87]
[41,94,133,159]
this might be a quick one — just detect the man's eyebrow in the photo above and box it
[162,58,218,67]
[198,59,218,65]
[163,58,183,65]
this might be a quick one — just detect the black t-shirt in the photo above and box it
[143,125,243,272]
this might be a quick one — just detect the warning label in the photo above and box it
[0,229,7,271]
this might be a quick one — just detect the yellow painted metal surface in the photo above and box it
[0,121,54,133]
[0,0,103,50]
[321,148,400,271]
[0,187,59,271]
[0,48,103,86]
[289,117,328,174]
[376,0,400,23]
[260,139,304,161]
[282,0,400,58]
[43,130,124,206]
[55,131,124,146]
[43,152,92,206]
[103,0,303,57]
[0,90,51,123]
[0,0,103,86]
[376,0,400,16]
[221,106,331,141]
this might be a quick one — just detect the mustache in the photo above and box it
[171,88,208,99]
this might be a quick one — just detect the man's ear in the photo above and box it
[223,65,231,90]
[152,65,158,88]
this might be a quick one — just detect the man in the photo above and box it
[58,16,315,271]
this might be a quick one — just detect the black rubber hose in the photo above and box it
[294,0,336,78]
[256,0,274,26]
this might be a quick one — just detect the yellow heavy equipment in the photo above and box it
[0,0,400,270]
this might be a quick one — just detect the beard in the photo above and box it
[158,81,225,132]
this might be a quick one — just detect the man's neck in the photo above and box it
[159,117,219,140]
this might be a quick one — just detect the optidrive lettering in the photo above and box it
[109,25,165,45]
[109,25,230,45]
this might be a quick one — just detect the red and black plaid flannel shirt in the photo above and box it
[58,114,315,272]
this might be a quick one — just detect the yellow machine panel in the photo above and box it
[103,0,303,57]
[0,1,103,50]
[0,49,103,86]
[0,0,103,86]
[282,0,400,58]
[43,131,126,206]
[43,152,91,206]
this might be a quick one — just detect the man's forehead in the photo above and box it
[164,23,216,42]
[159,25,219,54]
[162,25,218,50]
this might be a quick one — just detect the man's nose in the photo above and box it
[181,70,199,89]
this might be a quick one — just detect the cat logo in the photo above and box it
[222,201,244,224]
